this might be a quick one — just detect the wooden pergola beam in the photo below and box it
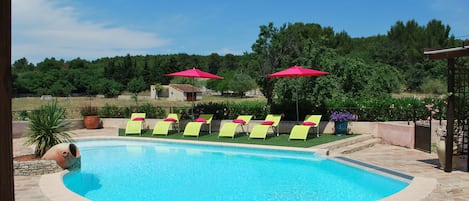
[424,41,469,60]
[426,49,469,60]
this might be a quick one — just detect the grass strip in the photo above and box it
[118,129,358,148]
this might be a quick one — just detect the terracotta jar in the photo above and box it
[83,115,100,129]
[42,143,81,170]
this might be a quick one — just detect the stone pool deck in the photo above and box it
[13,128,469,201]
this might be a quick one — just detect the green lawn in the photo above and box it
[118,129,358,148]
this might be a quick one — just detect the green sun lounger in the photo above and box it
[303,115,322,137]
[248,114,282,140]
[218,115,253,138]
[288,114,322,141]
[125,113,146,136]
[182,114,214,138]
[198,114,214,134]
[248,125,271,140]
[288,125,312,141]
[183,122,204,138]
[152,113,180,136]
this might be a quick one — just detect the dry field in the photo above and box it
[12,95,267,119]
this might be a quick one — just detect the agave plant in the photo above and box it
[25,100,73,157]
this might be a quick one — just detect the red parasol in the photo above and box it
[166,68,223,79]
[267,65,329,78]
[166,68,223,119]
[267,65,329,123]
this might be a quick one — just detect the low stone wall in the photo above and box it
[377,122,415,148]
[13,160,62,176]
[12,119,84,139]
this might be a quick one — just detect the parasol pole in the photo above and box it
[191,77,195,120]
[295,78,299,124]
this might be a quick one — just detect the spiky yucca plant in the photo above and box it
[26,100,73,157]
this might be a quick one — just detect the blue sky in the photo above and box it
[12,0,469,64]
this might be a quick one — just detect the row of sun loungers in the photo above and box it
[124,113,322,141]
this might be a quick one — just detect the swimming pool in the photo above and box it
[63,139,409,201]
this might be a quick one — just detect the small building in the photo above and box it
[151,84,202,101]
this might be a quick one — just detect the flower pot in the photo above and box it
[436,138,458,169]
[83,115,101,129]
[334,121,348,136]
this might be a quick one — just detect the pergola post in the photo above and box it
[424,41,469,173]
[0,0,15,199]
[445,58,455,172]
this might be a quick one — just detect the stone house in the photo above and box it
[151,84,202,101]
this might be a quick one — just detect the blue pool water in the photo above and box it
[64,139,409,201]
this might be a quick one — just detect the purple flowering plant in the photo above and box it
[330,111,356,122]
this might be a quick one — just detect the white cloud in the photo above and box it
[12,0,169,63]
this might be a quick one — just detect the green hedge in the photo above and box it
[194,101,267,120]
[99,103,166,118]
[324,97,446,121]
[96,96,447,122]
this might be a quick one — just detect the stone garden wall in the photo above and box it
[14,160,62,176]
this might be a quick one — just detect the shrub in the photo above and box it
[99,103,123,118]
[17,110,30,120]
[137,103,166,118]
[171,106,191,120]
[195,101,267,120]
[226,101,268,120]
[421,77,447,94]
[26,100,73,157]
[324,96,447,122]
[194,102,226,120]
[79,104,99,116]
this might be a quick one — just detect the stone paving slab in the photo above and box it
[13,128,469,201]
[345,144,469,201]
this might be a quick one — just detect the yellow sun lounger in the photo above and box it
[198,114,214,133]
[125,113,146,136]
[288,115,322,141]
[182,122,204,138]
[182,114,214,138]
[248,114,282,140]
[152,113,181,136]
[218,115,253,138]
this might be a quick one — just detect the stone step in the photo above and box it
[315,134,374,151]
[331,138,382,155]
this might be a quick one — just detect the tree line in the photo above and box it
[12,19,468,108]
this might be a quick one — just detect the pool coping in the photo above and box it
[39,136,436,201]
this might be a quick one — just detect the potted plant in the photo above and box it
[80,104,101,129]
[330,111,356,136]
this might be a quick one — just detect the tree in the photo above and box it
[36,57,64,72]
[127,76,147,106]
[152,83,163,99]
[96,78,123,98]
[12,57,34,73]
[68,57,88,69]
[49,80,75,96]
[228,72,257,96]
[251,22,283,105]
[207,53,222,74]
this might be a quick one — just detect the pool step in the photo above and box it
[332,138,382,155]
[316,134,373,150]
[315,134,381,155]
